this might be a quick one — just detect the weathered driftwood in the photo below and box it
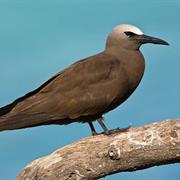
[17,119,180,180]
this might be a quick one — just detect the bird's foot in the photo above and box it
[103,124,132,135]
[92,130,109,136]
[104,130,111,135]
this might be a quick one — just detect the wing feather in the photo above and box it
[1,52,122,125]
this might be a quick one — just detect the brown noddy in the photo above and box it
[0,24,169,135]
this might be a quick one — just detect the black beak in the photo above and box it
[135,34,169,45]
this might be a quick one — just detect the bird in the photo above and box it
[0,24,169,135]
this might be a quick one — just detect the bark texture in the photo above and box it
[17,119,180,180]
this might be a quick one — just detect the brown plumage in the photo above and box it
[0,24,168,135]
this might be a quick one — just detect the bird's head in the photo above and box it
[106,24,169,50]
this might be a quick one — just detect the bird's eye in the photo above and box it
[124,31,136,37]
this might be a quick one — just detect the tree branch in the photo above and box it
[17,119,180,180]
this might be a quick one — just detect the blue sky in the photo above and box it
[0,1,180,179]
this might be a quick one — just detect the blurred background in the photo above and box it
[0,0,179,179]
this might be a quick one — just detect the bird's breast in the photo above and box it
[123,51,145,91]
[105,50,145,112]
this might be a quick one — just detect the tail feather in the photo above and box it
[0,114,48,131]
[0,72,61,117]
[0,113,68,131]
[0,103,16,116]
[0,72,66,131]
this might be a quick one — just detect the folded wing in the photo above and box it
[0,52,123,130]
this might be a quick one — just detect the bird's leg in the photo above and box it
[88,122,98,136]
[97,117,110,135]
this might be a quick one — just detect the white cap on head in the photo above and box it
[106,24,144,50]
[113,24,143,35]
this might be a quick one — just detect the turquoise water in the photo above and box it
[0,1,180,179]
